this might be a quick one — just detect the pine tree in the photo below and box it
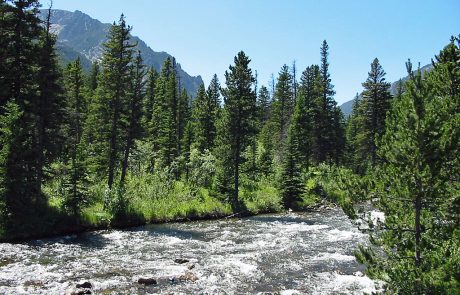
[271,64,294,163]
[120,51,146,185]
[281,125,304,209]
[207,73,222,108]
[360,58,392,165]
[151,57,179,169]
[192,84,210,152]
[85,15,135,190]
[62,58,88,216]
[356,58,460,294]
[216,51,256,210]
[257,85,271,125]
[35,8,66,193]
[311,40,343,164]
[87,61,100,93]
[143,67,158,128]
[177,88,190,160]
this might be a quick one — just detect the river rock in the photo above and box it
[76,281,92,289]
[174,258,189,264]
[179,271,198,282]
[138,277,158,285]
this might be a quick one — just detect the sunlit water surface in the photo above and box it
[0,208,378,294]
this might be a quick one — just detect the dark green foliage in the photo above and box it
[120,51,146,185]
[192,83,219,153]
[0,101,23,233]
[281,127,304,209]
[36,10,66,187]
[270,64,294,163]
[87,61,100,93]
[257,85,271,125]
[0,1,64,230]
[143,67,158,127]
[350,58,392,171]
[61,58,89,216]
[356,46,460,293]
[216,51,256,210]
[85,14,135,190]
[311,41,344,164]
[151,57,179,168]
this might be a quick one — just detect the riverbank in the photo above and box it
[0,189,335,243]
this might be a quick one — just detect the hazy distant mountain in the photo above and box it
[339,63,433,117]
[39,9,203,96]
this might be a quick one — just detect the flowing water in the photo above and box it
[0,208,378,294]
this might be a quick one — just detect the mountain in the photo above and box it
[39,9,203,96]
[339,63,433,117]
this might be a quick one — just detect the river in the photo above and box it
[0,208,378,294]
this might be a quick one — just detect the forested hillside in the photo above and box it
[0,2,458,293]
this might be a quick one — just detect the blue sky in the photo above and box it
[40,0,459,104]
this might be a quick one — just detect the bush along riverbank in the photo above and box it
[0,164,352,242]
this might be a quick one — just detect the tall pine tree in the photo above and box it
[216,51,256,210]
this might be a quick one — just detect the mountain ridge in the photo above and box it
[39,9,203,96]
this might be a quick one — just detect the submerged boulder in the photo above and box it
[174,258,190,264]
[76,281,92,289]
[137,277,158,285]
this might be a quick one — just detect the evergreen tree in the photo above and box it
[360,58,392,165]
[216,51,256,209]
[143,67,158,128]
[86,15,135,190]
[281,125,304,209]
[120,51,146,185]
[311,40,343,164]
[35,8,65,192]
[207,73,222,108]
[192,84,211,152]
[177,88,190,161]
[257,85,271,125]
[356,58,460,294]
[87,61,100,93]
[151,57,178,168]
[271,64,294,162]
[62,58,88,216]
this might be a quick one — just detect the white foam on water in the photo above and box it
[311,252,356,262]
[326,228,363,242]
[313,272,377,294]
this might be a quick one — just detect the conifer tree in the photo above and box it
[120,51,146,185]
[151,57,179,168]
[35,8,65,192]
[360,58,392,165]
[207,73,222,109]
[177,88,189,161]
[356,56,460,294]
[87,61,100,93]
[311,40,343,164]
[257,85,271,125]
[62,58,88,216]
[86,15,135,190]
[216,51,256,209]
[143,67,158,128]
[271,64,294,162]
[281,125,304,209]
